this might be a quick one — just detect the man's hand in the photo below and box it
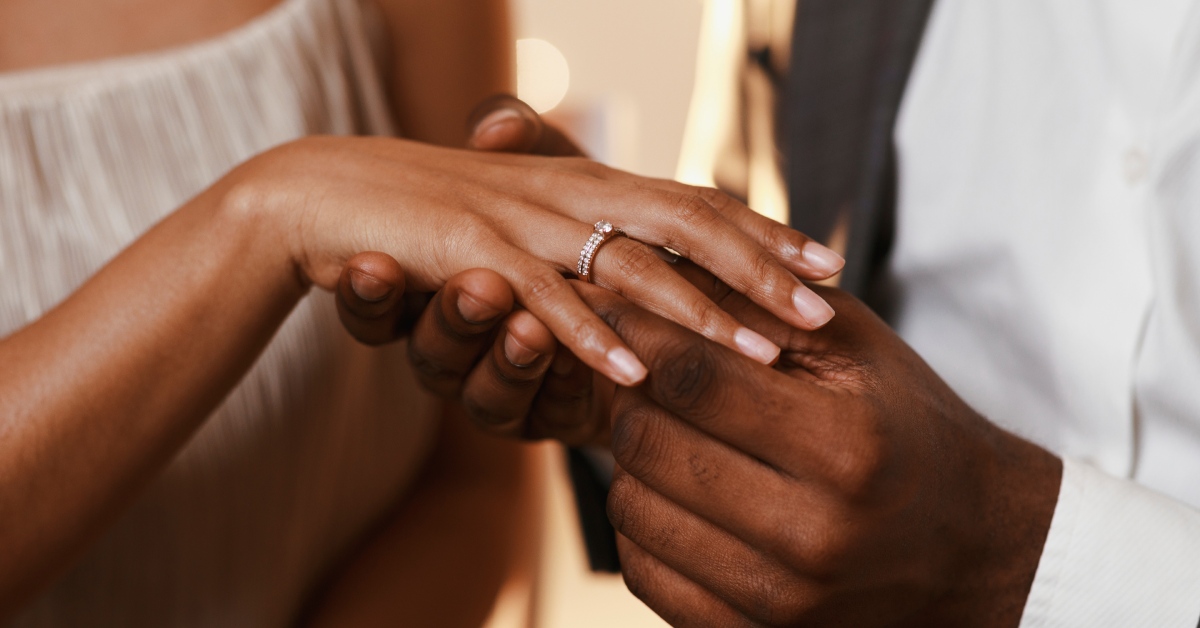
[333,95,609,444]
[465,93,588,156]
[574,279,1062,627]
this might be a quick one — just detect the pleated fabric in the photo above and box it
[0,0,440,625]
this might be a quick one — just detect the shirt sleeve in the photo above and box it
[1020,457,1200,627]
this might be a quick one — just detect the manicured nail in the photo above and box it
[551,351,577,376]
[472,108,524,144]
[457,292,503,324]
[504,333,541,367]
[348,270,391,302]
[802,242,845,275]
[792,287,835,327]
[606,347,648,386]
[734,327,781,364]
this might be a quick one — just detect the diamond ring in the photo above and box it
[576,220,625,281]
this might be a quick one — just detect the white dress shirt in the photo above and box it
[892,0,1200,624]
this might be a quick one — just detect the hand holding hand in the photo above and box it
[336,95,840,443]
[247,120,844,387]
[331,96,610,442]
[575,278,1061,627]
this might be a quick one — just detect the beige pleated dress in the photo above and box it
[0,0,442,625]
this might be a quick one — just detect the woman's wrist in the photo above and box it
[213,143,322,297]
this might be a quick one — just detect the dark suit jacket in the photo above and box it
[782,0,934,305]
[575,0,936,573]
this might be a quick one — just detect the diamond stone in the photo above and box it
[595,220,614,234]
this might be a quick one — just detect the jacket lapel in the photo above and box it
[781,0,934,298]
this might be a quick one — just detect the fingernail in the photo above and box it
[504,333,541,367]
[793,287,835,328]
[606,347,648,386]
[472,108,524,143]
[348,270,391,302]
[802,242,845,275]
[734,327,781,364]
[457,292,503,324]
[551,351,577,376]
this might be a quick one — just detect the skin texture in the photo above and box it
[377,110,1065,626]
[0,3,843,622]
[402,264,1062,626]
[0,0,280,72]
[588,279,1061,627]
[251,134,844,384]
[0,0,520,621]
[337,97,615,444]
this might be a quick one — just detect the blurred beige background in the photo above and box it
[512,0,704,178]
[496,1,706,626]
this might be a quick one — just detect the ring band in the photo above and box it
[576,220,624,281]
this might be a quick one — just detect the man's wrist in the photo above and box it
[931,428,1062,627]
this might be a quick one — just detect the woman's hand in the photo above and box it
[243,134,844,386]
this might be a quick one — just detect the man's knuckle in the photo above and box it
[619,552,654,604]
[610,406,668,478]
[606,473,643,534]
[794,511,855,579]
[684,451,720,486]
[651,342,720,416]
[751,576,809,626]
[829,413,890,501]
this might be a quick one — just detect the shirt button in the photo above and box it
[1123,148,1149,185]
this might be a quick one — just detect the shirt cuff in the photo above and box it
[1020,457,1200,627]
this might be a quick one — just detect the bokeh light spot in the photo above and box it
[517,38,570,113]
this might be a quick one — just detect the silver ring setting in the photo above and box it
[576,220,624,281]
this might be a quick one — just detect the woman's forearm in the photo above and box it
[0,168,304,614]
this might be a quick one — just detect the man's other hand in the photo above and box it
[577,279,1062,627]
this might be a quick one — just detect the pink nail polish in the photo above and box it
[606,347,648,386]
[734,328,781,364]
[792,287,835,328]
